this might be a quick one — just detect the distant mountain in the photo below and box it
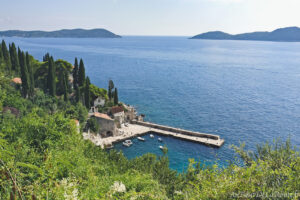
[191,27,300,42]
[0,28,121,38]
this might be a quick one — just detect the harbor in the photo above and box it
[84,120,225,149]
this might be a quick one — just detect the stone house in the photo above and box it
[89,97,105,113]
[91,112,117,137]
[110,106,125,127]
[123,104,137,122]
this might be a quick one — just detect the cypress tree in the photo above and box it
[78,58,85,87]
[114,88,119,105]
[17,47,22,64]
[63,72,68,101]
[9,42,20,74]
[43,53,50,62]
[47,57,56,96]
[2,40,11,72]
[84,77,90,108]
[0,45,3,65]
[73,57,79,89]
[26,52,35,97]
[19,52,30,97]
[108,80,114,100]
[75,87,80,103]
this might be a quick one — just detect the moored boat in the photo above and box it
[123,140,133,147]
[137,137,145,141]
[158,138,162,142]
[150,134,154,138]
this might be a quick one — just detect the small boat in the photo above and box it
[125,140,133,145]
[159,146,164,150]
[137,137,145,141]
[123,140,133,147]
[158,138,162,142]
[123,142,130,147]
[150,134,154,138]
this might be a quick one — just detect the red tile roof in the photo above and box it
[111,106,124,114]
[93,112,112,120]
[11,77,22,84]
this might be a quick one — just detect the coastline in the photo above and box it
[83,119,224,149]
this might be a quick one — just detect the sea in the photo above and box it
[2,36,300,171]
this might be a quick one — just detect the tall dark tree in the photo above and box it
[17,47,22,64]
[19,51,30,97]
[63,72,68,101]
[75,87,80,103]
[108,80,114,100]
[114,88,119,105]
[73,57,79,89]
[78,58,85,87]
[2,40,11,72]
[26,52,35,97]
[0,44,3,65]
[43,53,50,62]
[84,77,91,108]
[47,57,56,96]
[9,42,20,74]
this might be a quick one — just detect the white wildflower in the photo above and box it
[111,181,126,193]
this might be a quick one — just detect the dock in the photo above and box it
[92,120,224,148]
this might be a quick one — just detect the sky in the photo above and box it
[1,0,300,36]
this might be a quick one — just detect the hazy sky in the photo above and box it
[1,0,300,36]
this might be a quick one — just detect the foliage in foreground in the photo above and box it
[0,44,299,199]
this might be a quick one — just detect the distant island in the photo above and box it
[0,28,121,38]
[191,27,300,42]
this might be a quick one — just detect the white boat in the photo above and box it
[158,138,162,142]
[123,140,133,147]
[159,146,164,150]
[125,140,133,145]
[137,137,145,141]
[123,142,130,147]
[150,134,154,138]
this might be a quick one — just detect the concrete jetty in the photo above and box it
[95,120,224,148]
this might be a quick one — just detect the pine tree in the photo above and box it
[26,52,35,97]
[47,57,56,96]
[2,40,11,72]
[108,80,114,100]
[84,77,91,108]
[19,51,30,97]
[114,88,119,105]
[78,59,85,87]
[73,57,79,89]
[9,42,20,74]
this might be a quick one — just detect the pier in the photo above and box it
[89,120,225,148]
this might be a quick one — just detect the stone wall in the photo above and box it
[94,117,117,137]
[132,120,220,140]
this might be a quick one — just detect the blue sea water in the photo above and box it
[2,36,300,171]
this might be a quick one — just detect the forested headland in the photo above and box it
[0,40,299,199]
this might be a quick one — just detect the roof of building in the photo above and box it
[111,106,124,114]
[93,112,112,120]
[11,77,22,84]
[2,106,20,117]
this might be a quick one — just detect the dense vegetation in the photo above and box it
[0,40,299,199]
